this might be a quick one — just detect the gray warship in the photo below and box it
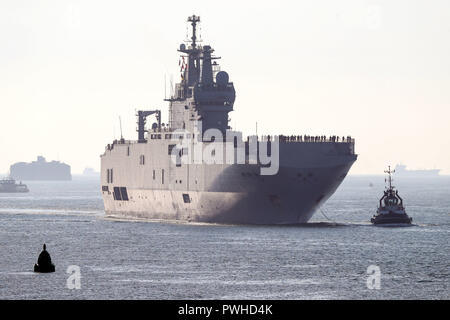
[0,177,29,193]
[100,15,357,224]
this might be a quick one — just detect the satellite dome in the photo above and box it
[216,71,229,86]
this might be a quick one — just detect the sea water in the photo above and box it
[0,176,448,299]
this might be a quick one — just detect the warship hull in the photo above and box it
[101,141,356,224]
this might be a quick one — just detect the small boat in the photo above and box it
[0,177,29,193]
[371,166,412,226]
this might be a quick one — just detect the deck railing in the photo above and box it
[106,134,355,152]
[256,135,354,143]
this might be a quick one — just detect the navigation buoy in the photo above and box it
[34,244,55,273]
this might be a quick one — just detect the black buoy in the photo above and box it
[34,244,55,273]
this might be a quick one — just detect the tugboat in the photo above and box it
[371,166,412,225]
[0,176,29,193]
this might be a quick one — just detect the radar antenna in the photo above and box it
[187,15,200,48]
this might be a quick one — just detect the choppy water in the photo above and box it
[0,176,448,299]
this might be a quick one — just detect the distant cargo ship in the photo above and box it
[394,164,440,177]
[83,167,100,177]
[10,156,72,181]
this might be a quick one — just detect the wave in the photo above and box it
[0,208,104,217]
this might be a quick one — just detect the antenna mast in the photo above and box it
[119,116,123,140]
[187,15,200,48]
[384,165,395,190]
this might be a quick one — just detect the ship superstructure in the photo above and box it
[100,16,357,224]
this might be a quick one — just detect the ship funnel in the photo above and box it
[201,46,213,84]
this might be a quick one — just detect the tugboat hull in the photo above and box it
[371,213,412,225]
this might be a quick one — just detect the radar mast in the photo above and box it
[187,15,200,49]
[384,165,395,190]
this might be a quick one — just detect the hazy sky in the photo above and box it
[1,0,449,174]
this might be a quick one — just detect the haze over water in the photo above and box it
[0,176,448,299]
